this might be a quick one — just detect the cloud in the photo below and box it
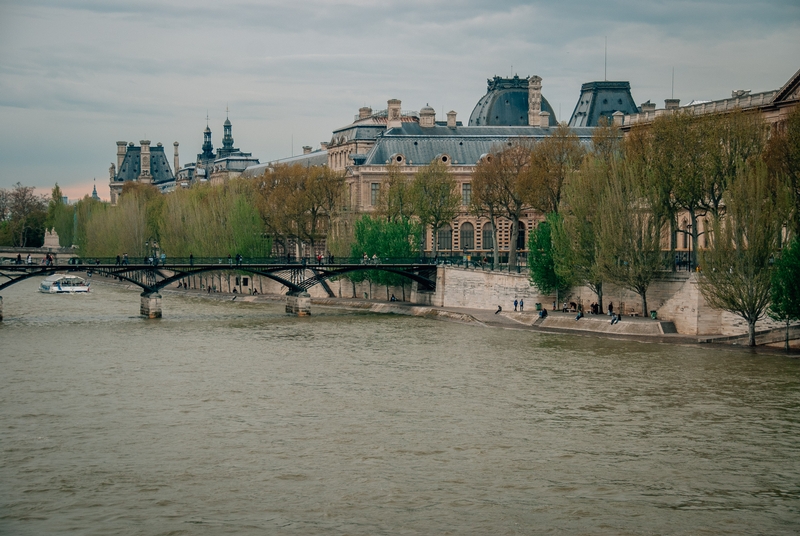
[0,0,798,190]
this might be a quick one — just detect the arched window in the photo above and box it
[460,222,474,250]
[482,223,494,250]
[437,224,452,251]
[681,219,689,249]
[517,225,526,250]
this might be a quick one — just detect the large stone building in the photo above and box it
[329,74,635,259]
[109,140,176,204]
[177,115,259,187]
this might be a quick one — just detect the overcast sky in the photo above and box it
[1,0,798,201]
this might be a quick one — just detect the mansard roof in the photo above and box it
[359,123,594,167]
[567,81,639,127]
[774,66,800,104]
[241,150,328,178]
[468,75,558,127]
[113,143,174,184]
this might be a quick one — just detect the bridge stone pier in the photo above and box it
[286,291,311,316]
[140,293,162,318]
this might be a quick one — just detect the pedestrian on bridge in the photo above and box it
[189,253,194,266]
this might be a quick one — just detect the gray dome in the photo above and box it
[469,75,557,127]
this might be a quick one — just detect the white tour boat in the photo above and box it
[39,273,91,294]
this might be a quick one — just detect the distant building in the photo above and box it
[109,140,175,204]
[178,115,259,187]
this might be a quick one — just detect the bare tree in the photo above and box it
[410,161,460,258]
[527,123,586,215]
[7,183,48,247]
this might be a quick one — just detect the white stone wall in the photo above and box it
[434,266,789,337]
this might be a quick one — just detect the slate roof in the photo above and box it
[241,150,329,178]
[468,76,558,126]
[113,144,174,184]
[360,123,594,167]
[567,81,639,127]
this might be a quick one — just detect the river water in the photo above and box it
[1,279,799,535]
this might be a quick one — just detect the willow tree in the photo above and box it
[555,155,610,311]
[46,183,75,247]
[410,161,460,258]
[764,105,800,234]
[596,161,667,315]
[698,162,792,346]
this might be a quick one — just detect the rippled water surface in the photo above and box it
[2,279,799,535]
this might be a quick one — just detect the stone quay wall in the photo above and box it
[429,266,787,337]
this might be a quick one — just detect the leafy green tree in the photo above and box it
[698,162,792,346]
[769,237,800,351]
[528,213,571,302]
[765,105,800,235]
[46,184,75,247]
[555,156,608,311]
[410,161,459,258]
[595,161,667,315]
[349,214,420,300]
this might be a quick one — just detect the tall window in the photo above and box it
[517,226,526,250]
[482,223,494,250]
[371,183,380,206]
[460,222,474,250]
[462,183,472,206]
[437,224,452,251]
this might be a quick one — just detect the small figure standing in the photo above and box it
[122,253,128,266]
[608,302,614,316]
[115,254,121,266]
[519,298,524,311]
[189,253,194,266]
[514,299,518,311]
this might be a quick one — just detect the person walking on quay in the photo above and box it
[608,302,614,316]
[519,298,524,312]
[514,299,518,311]
[115,254,121,266]
[228,254,232,266]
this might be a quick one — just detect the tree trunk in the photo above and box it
[492,217,500,270]
[786,319,790,352]
[431,224,439,259]
[508,218,519,270]
[748,320,756,347]
[690,209,699,272]
[640,291,648,318]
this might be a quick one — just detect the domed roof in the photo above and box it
[224,117,231,126]
[420,104,435,114]
[469,75,557,127]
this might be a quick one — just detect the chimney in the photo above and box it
[387,99,402,129]
[320,142,328,150]
[302,145,312,154]
[139,140,151,183]
[116,141,127,169]
[665,98,680,111]
[173,142,179,173]
[612,111,624,127]
[640,101,656,114]
[358,106,372,119]
[528,75,543,126]
[446,110,457,129]
[539,111,550,128]
[419,105,435,128]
